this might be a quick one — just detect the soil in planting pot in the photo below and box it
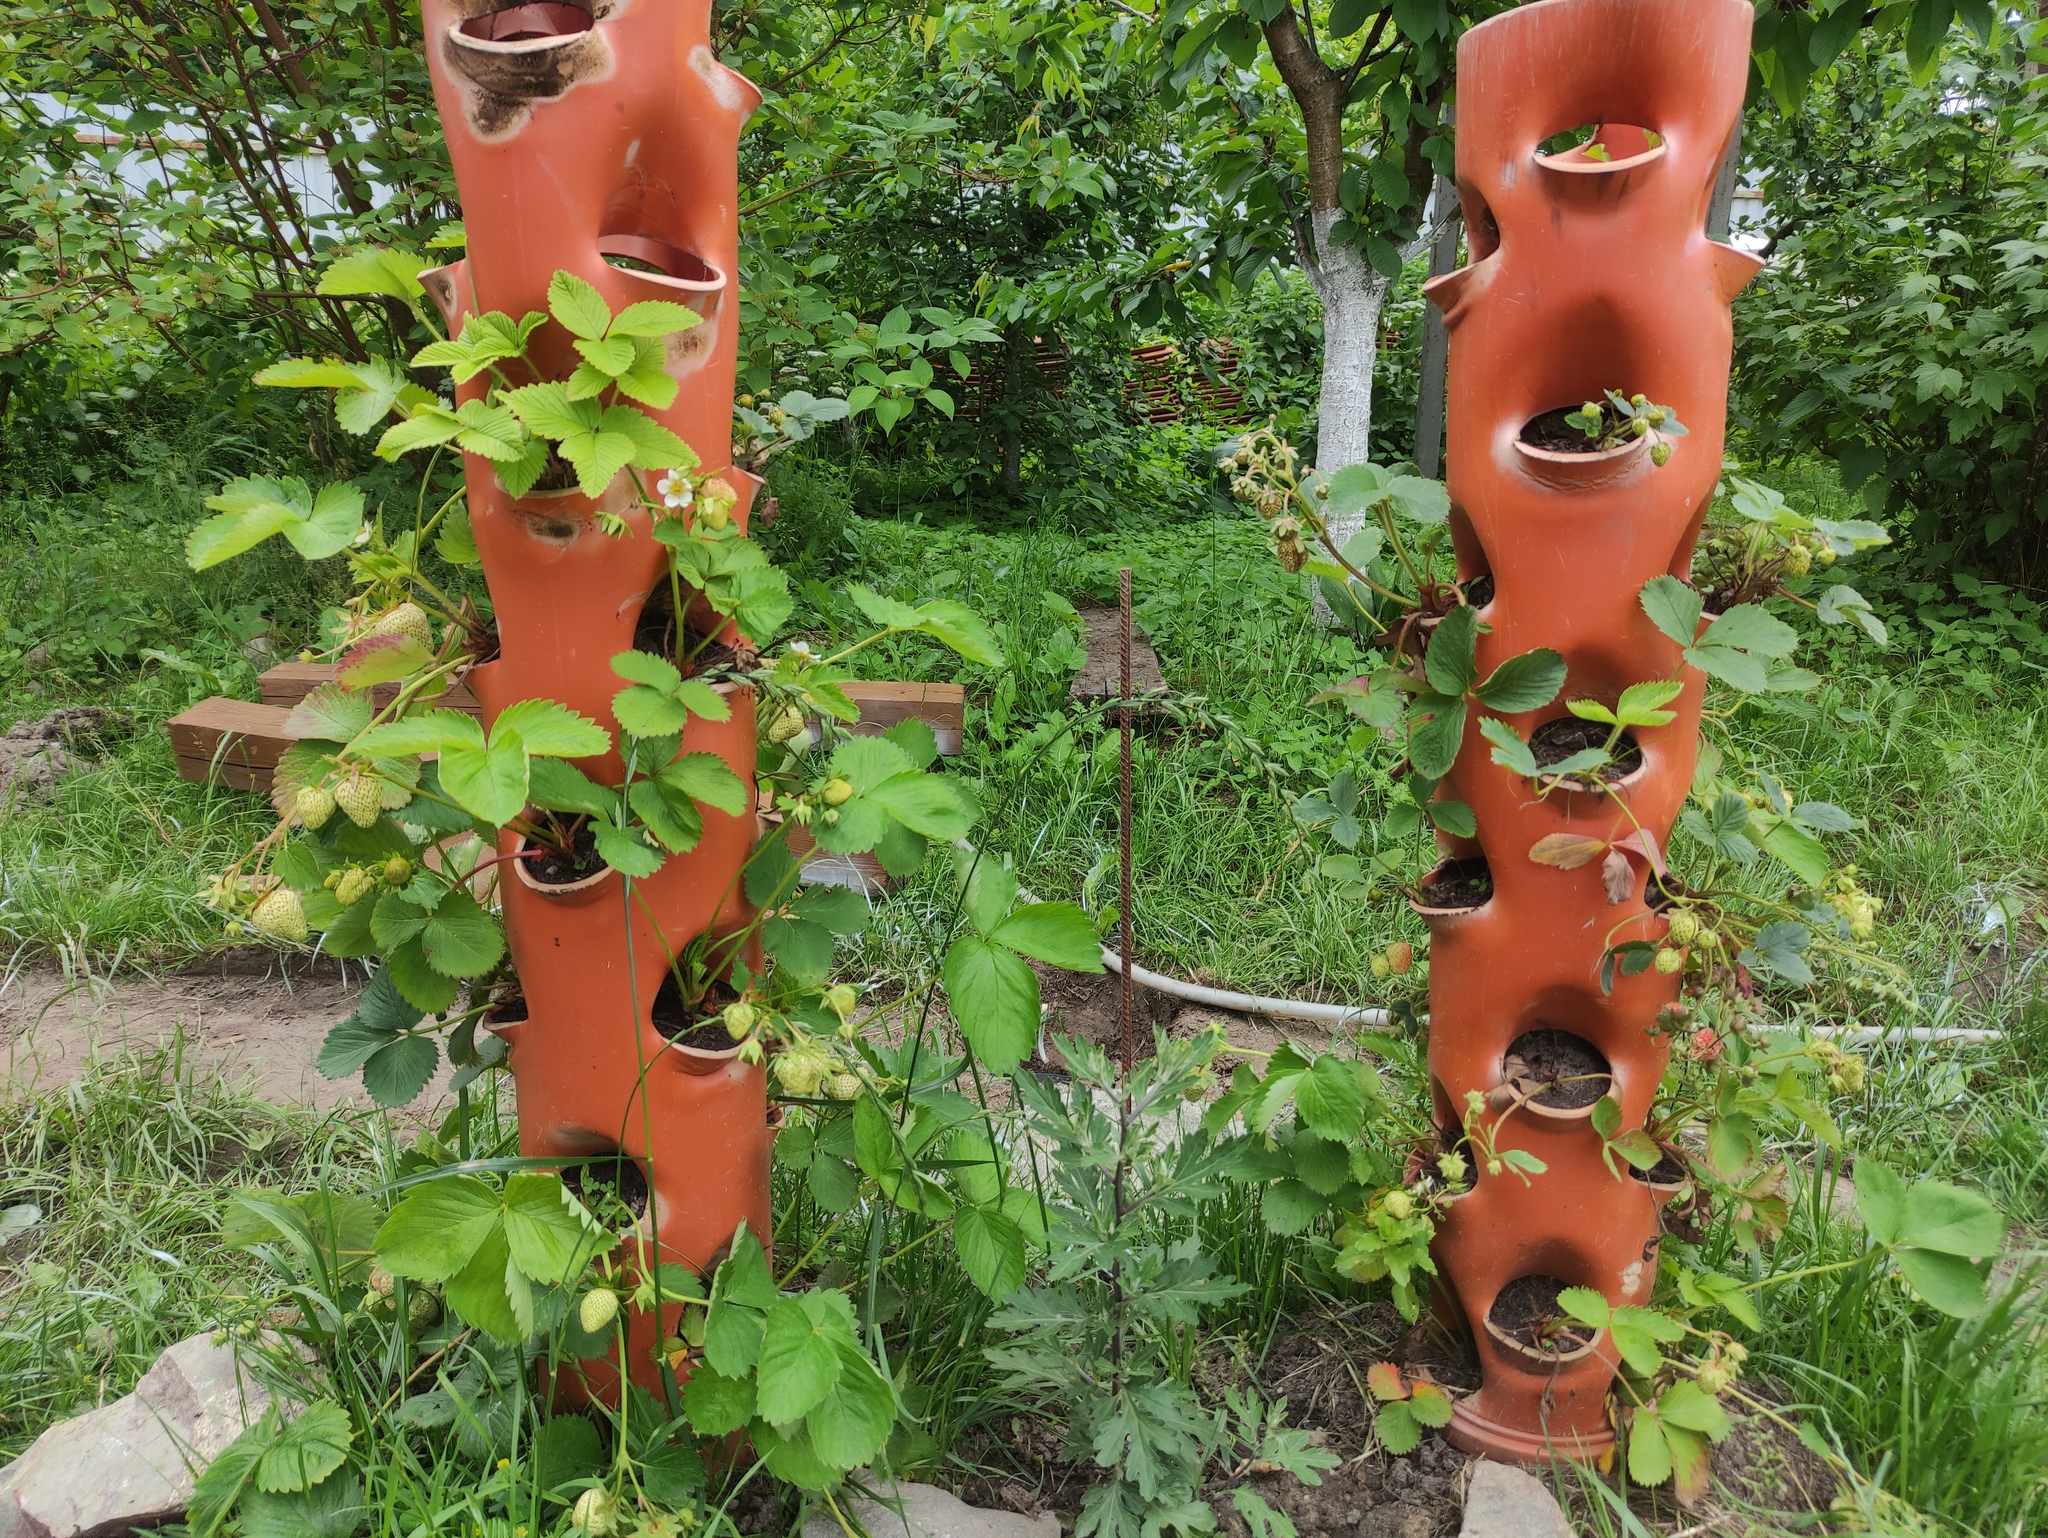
[652,971,741,1050]
[525,819,604,886]
[951,1301,1470,1538]
[1520,405,1630,454]
[1630,1149,1690,1187]
[1489,1273,1595,1356]
[1529,715,1643,782]
[1465,572,1495,608]
[632,581,744,674]
[481,982,529,1028]
[561,1150,649,1219]
[1503,1027,1612,1109]
[1419,856,1493,911]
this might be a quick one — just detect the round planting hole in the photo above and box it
[562,1149,649,1220]
[1529,717,1642,783]
[1465,572,1495,609]
[1419,856,1493,912]
[1488,1274,1596,1357]
[1629,1149,1689,1188]
[633,582,743,673]
[1519,405,1645,455]
[598,234,721,287]
[526,819,604,887]
[481,980,529,1028]
[1503,1028,1612,1111]
[460,3,592,43]
[652,970,741,1051]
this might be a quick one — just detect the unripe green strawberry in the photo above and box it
[825,1071,862,1101]
[579,1288,621,1334]
[1383,1190,1414,1220]
[822,777,853,806]
[407,1289,441,1327]
[1666,910,1700,945]
[1650,442,1673,467]
[723,1000,757,1039]
[370,601,433,652]
[334,771,382,828]
[572,1489,619,1537]
[383,856,412,886]
[775,1052,825,1098]
[1371,954,1391,981]
[824,983,857,1019]
[295,784,337,829]
[250,887,308,943]
[1782,544,1812,579]
[767,706,806,744]
[334,867,376,907]
[1654,946,1683,975]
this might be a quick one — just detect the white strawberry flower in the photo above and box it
[656,472,694,510]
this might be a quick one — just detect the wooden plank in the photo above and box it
[842,680,965,755]
[167,698,294,792]
[259,662,481,717]
[1069,607,1169,706]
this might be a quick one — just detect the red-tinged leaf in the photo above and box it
[1602,848,1634,905]
[337,633,432,689]
[283,683,374,742]
[1611,828,1667,876]
[1529,833,1607,870]
[1366,1362,1408,1402]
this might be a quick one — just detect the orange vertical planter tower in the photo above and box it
[416,0,768,1397]
[1418,0,1760,1461]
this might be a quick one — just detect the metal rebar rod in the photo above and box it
[1118,567,1135,1085]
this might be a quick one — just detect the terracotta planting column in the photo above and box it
[417,0,767,1398]
[1418,0,1761,1461]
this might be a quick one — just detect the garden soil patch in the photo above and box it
[953,1305,1471,1537]
[0,956,456,1114]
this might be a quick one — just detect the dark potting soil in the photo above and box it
[481,984,529,1028]
[1530,715,1642,782]
[1521,405,1621,454]
[1503,1028,1611,1109]
[526,820,604,886]
[561,1151,650,1219]
[652,973,740,1050]
[1488,1273,1595,1355]
[632,582,742,674]
[1419,856,1492,911]
[1630,1150,1690,1187]
[1465,572,1495,608]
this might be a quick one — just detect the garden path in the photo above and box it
[0,958,454,1113]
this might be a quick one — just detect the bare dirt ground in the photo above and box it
[0,954,457,1114]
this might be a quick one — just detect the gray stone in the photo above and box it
[0,709,117,803]
[1458,1462,1575,1538]
[801,1482,1062,1538]
[0,1332,278,1538]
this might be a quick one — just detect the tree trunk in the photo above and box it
[1261,5,1446,620]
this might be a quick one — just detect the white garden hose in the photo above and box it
[994,847,2001,1046]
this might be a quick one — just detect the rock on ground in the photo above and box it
[801,1482,1062,1538]
[1457,1462,1574,1538]
[0,1332,280,1538]
[0,709,120,802]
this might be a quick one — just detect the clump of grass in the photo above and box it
[0,1045,377,1458]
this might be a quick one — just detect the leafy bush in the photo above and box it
[1734,30,2047,575]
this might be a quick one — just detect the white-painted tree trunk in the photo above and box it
[1306,207,1393,621]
